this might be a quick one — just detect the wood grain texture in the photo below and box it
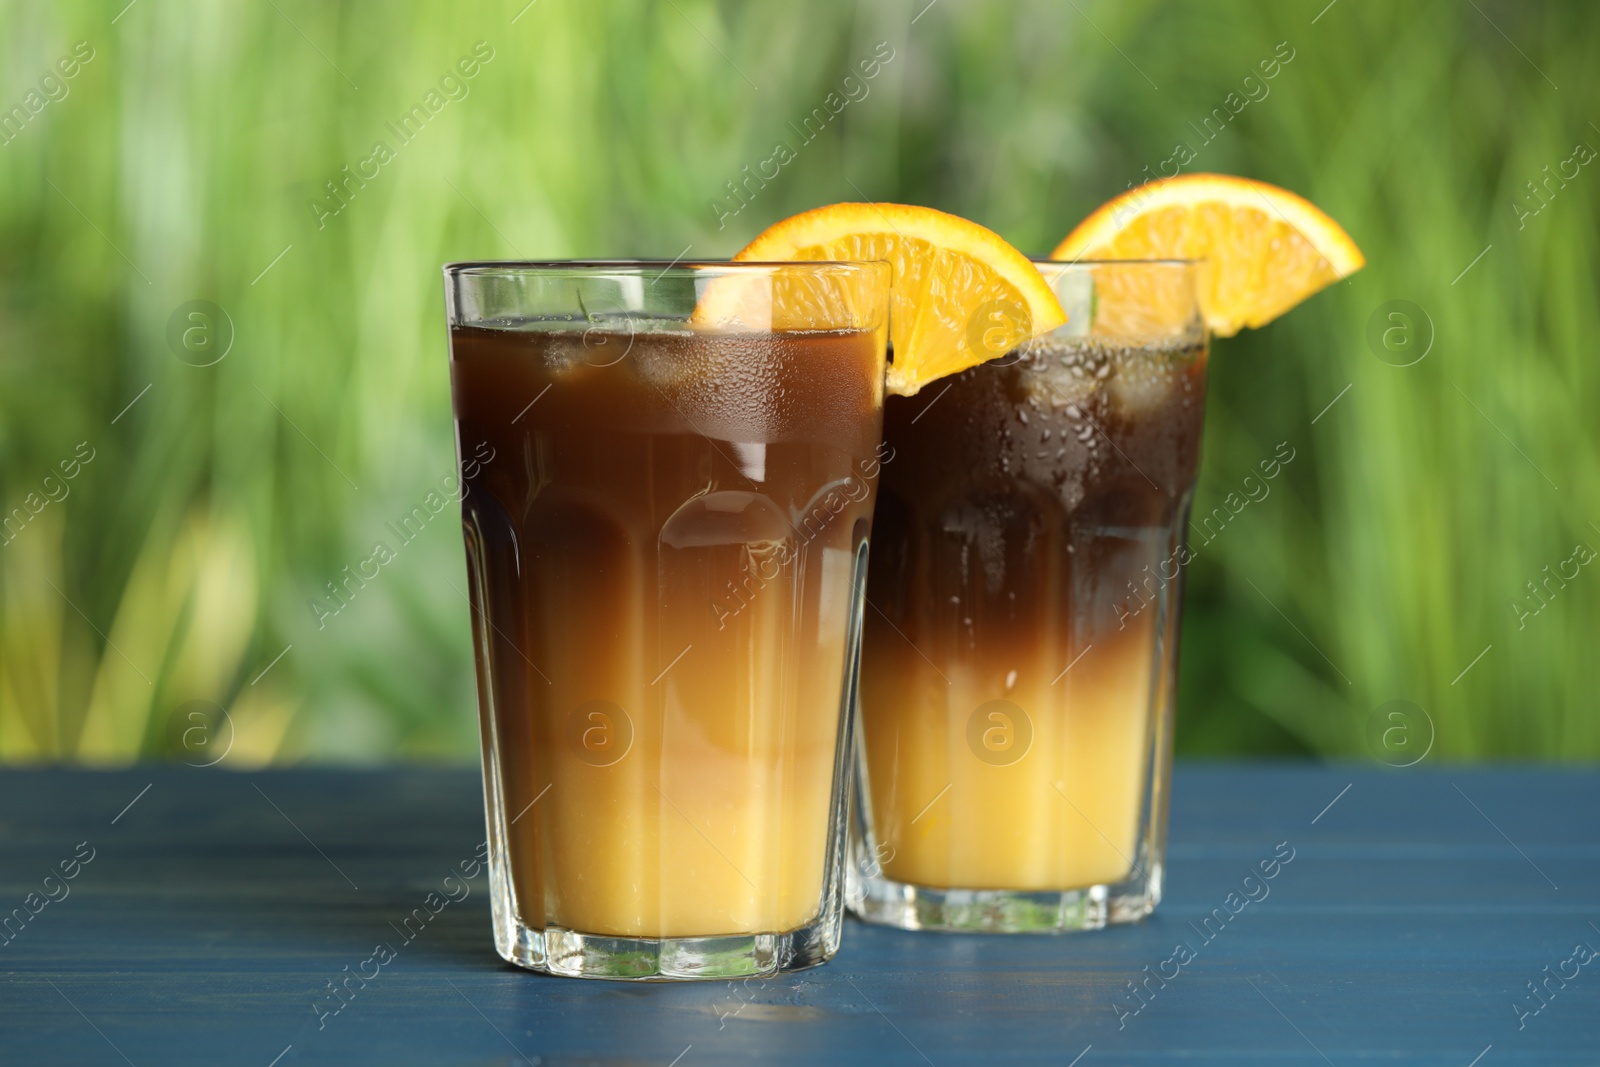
[1,765,1596,1064]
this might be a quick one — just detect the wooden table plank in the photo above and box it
[1,765,1596,1064]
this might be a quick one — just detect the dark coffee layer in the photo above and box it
[869,336,1207,643]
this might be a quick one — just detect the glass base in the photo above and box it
[493,911,842,981]
[847,867,1159,933]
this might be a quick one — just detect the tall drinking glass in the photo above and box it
[850,260,1206,932]
[445,261,890,978]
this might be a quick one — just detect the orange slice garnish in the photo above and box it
[1050,174,1364,337]
[701,203,1065,396]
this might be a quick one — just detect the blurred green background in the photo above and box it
[0,0,1594,765]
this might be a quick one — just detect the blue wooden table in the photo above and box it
[2,765,1596,1065]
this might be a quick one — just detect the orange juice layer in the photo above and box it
[860,616,1155,890]
[509,533,856,937]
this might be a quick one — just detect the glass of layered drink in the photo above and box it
[444,260,890,978]
[851,259,1206,932]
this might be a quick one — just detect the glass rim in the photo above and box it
[443,258,891,277]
